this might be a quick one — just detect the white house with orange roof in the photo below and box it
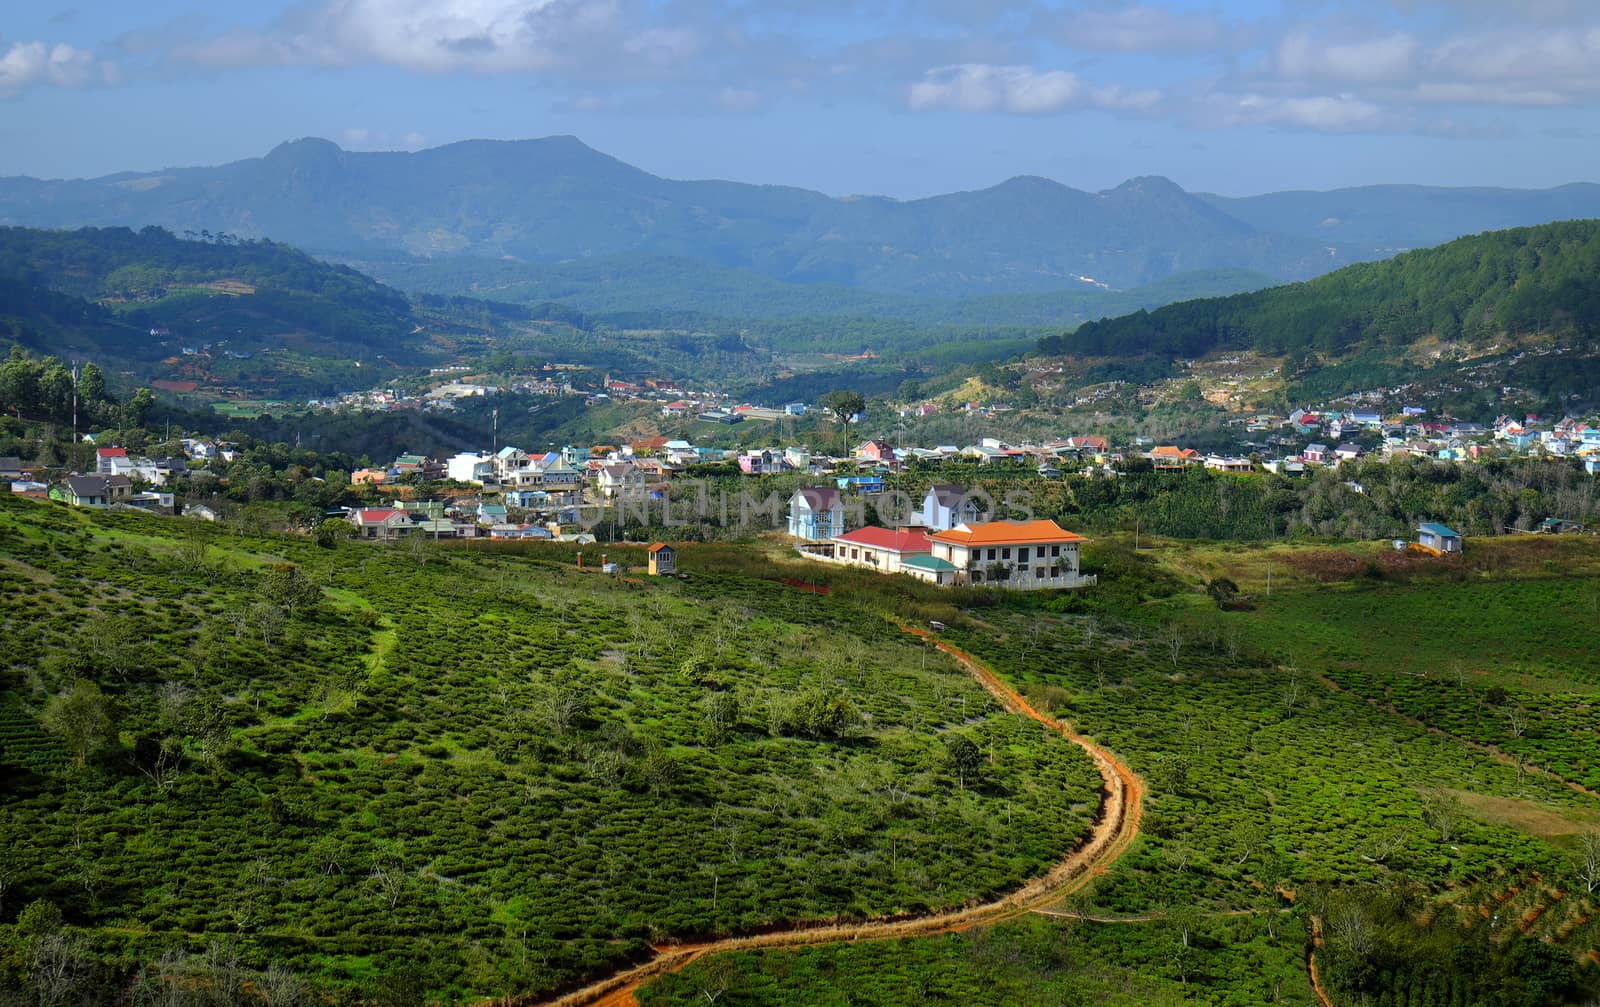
[929,519,1093,589]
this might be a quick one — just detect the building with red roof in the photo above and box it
[346,508,414,540]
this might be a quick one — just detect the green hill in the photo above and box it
[0,226,442,396]
[1048,219,1600,361]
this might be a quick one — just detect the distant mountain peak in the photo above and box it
[1106,175,1186,195]
[267,137,344,157]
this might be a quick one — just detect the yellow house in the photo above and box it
[647,543,676,576]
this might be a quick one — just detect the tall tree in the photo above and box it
[42,680,121,768]
[818,389,865,458]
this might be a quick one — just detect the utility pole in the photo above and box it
[492,407,499,454]
[71,362,79,443]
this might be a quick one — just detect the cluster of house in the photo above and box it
[342,497,597,542]
[28,445,222,515]
[788,483,1095,590]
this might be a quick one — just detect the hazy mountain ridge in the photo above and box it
[0,134,1543,299]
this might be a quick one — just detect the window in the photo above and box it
[971,570,983,583]
[1051,545,1060,557]
[1050,567,1059,578]
[1035,567,1045,579]
[987,548,996,561]
[1036,546,1046,559]
[1002,548,1011,560]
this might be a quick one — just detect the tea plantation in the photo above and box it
[0,496,1101,1003]
[635,538,1600,1006]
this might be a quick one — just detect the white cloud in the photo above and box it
[339,127,431,150]
[908,64,1157,115]
[1427,27,1600,86]
[1063,5,1224,53]
[1276,30,1418,84]
[184,0,700,78]
[1211,93,1388,132]
[0,40,99,97]
[714,87,762,112]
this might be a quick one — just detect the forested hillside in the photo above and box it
[1047,220,1600,361]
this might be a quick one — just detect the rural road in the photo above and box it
[503,627,1145,1007]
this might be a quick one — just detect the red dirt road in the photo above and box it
[498,627,1144,1007]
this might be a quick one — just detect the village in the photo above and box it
[9,396,1596,594]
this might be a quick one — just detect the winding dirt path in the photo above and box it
[508,628,1144,1007]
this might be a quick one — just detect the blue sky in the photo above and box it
[3,0,1598,197]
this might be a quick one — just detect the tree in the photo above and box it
[15,897,62,936]
[701,691,740,744]
[945,734,981,791]
[1575,831,1600,894]
[42,680,120,768]
[1205,577,1239,609]
[263,563,321,617]
[642,747,679,799]
[818,389,866,457]
[76,361,107,405]
[125,386,155,428]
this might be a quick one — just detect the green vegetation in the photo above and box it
[1050,220,1600,361]
[636,536,1600,1006]
[640,913,1318,1006]
[0,497,1099,1002]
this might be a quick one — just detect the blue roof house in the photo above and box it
[1417,522,1462,554]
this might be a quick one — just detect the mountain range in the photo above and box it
[4,136,1598,305]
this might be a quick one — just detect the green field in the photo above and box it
[631,537,1600,1006]
[0,497,1099,1002]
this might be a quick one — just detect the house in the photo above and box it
[836,474,884,494]
[784,402,808,416]
[125,491,176,513]
[351,468,388,486]
[488,523,550,540]
[477,502,508,525]
[1149,446,1199,470]
[55,474,132,508]
[856,439,896,465]
[95,447,127,474]
[919,484,981,531]
[1416,522,1462,555]
[1303,443,1330,464]
[494,447,531,478]
[1334,444,1363,462]
[446,452,495,485]
[787,487,846,541]
[0,457,28,481]
[900,553,959,586]
[929,519,1092,589]
[1203,455,1253,473]
[817,526,934,575]
[963,445,1009,464]
[648,543,676,575]
[347,508,414,540]
[184,504,220,522]
[738,449,788,475]
[597,464,646,499]
[394,453,445,480]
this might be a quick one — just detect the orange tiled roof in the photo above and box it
[930,519,1087,546]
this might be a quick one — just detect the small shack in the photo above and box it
[1416,522,1462,555]
[647,542,676,576]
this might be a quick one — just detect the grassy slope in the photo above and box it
[0,498,1099,1002]
[638,536,1600,1005]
